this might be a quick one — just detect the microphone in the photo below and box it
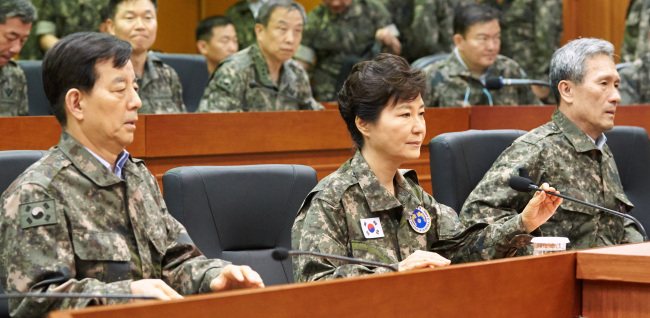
[508,176,649,241]
[0,293,156,300]
[272,247,398,272]
[248,80,310,110]
[485,76,551,90]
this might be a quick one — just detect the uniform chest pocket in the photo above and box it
[72,230,131,262]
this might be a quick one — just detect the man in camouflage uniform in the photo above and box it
[481,0,563,104]
[621,0,650,62]
[422,3,540,107]
[226,0,265,50]
[34,0,109,55]
[0,0,35,117]
[619,52,650,104]
[198,0,321,112]
[106,0,186,114]
[0,32,264,318]
[295,0,401,101]
[195,16,239,75]
[460,38,643,254]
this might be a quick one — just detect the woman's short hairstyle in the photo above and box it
[337,53,426,149]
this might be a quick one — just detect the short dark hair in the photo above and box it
[195,15,233,42]
[256,0,306,27]
[0,0,37,24]
[453,3,500,37]
[337,53,426,149]
[107,0,158,20]
[43,32,132,127]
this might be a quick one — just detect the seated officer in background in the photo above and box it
[618,52,650,105]
[226,0,266,50]
[106,0,187,114]
[422,3,540,107]
[0,32,264,318]
[460,38,644,253]
[198,0,321,112]
[0,0,36,117]
[295,0,401,102]
[195,15,239,75]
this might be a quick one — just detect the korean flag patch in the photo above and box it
[360,217,384,239]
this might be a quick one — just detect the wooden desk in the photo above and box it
[577,243,650,318]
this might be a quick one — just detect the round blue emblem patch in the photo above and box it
[409,206,431,233]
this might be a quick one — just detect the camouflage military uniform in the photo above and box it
[225,0,257,51]
[619,52,650,105]
[34,0,108,53]
[197,43,321,112]
[292,151,532,282]
[17,0,43,61]
[137,52,186,114]
[422,52,541,107]
[621,0,650,62]
[460,109,643,254]
[0,61,28,117]
[0,132,229,317]
[301,0,394,101]
[481,0,563,81]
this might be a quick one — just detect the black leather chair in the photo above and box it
[605,126,650,232]
[0,150,48,318]
[16,60,52,116]
[429,129,527,213]
[162,164,318,286]
[152,53,210,113]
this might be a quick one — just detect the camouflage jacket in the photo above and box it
[422,52,541,107]
[0,132,229,317]
[0,61,28,117]
[137,52,186,114]
[621,0,650,62]
[292,151,531,283]
[618,51,650,105]
[301,0,394,101]
[460,109,643,254]
[197,44,321,112]
[34,0,108,39]
[225,0,257,51]
[480,0,563,81]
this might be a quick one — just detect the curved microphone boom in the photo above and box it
[508,176,649,241]
[272,247,398,272]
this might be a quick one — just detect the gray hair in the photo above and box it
[0,0,37,24]
[550,38,615,104]
[256,0,307,27]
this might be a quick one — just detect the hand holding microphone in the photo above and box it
[509,176,649,241]
[515,182,563,233]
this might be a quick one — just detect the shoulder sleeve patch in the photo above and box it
[20,199,57,229]
[215,74,236,93]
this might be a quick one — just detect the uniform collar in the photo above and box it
[552,108,607,154]
[57,131,135,187]
[451,47,490,83]
[138,51,161,87]
[350,151,413,213]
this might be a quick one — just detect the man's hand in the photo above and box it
[398,250,451,271]
[521,183,563,232]
[130,279,183,300]
[375,28,401,55]
[210,264,265,292]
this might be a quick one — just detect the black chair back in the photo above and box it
[605,126,650,231]
[0,150,48,318]
[429,129,527,213]
[162,164,317,286]
[16,61,52,116]
[152,53,210,112]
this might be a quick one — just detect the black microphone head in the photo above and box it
[272,247,289,261]
[248,80,258,89]
[484,76,503,90]
[509,175,534,192]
